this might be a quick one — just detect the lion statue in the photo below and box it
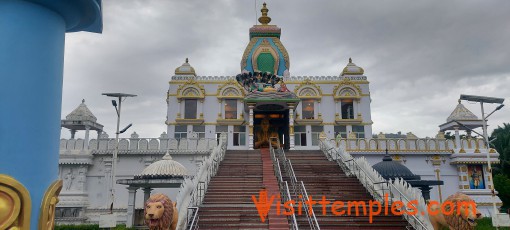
[429,192,482,230]
[144,193,178,230]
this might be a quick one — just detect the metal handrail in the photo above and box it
[269,139,299,230]
[273,143,319,230]
[178,134,228,230]
[270,137,320,229]
[319,139,430,230]
[186,207,199,230]
[286,159,320,230]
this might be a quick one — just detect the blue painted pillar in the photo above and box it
[0,1,102,228]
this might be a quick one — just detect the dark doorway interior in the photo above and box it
[253,110,289,149]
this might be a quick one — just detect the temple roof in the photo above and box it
[61,99,103,131]
[136,153,188,179]
[174,58,196,76]
[241,3,289,76]
[373,150,421,180]
[446,100,479,122]
[439,100,483,131]
[66,99,97,122]
[341,58,364,76]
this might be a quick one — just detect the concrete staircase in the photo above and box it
[197,150,288,229]
[285,150,411,230]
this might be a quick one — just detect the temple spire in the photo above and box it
[258,3,271,25]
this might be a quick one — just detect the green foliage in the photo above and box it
[54,224,135,230]
[494,174,510,210]
[476,217,510,229]
[491,123,510,176]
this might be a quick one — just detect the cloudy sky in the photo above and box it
[62,0,510,139]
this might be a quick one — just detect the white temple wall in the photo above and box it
[355,153,461,203]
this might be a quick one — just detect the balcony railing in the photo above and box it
[319,139,433,230]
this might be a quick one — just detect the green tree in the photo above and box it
[490,123,510,210]
[491,123,510,176]
[494,174,510,211]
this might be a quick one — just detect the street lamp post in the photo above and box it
[102,93,137,214]
[460,94,504,227]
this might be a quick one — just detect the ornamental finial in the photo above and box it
[349,57,352,63]
[185,58,188,63]
[258,3,271,25]
[458,99,461,104]
[82,99,85,103]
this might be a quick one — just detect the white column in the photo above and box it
[199,99,204,119]
[218,99,222,118]
[289,104,295,150]
[177,100,181,118]
[126,186,138,228]
[316,101,321,119]
[248,104,254,150]
[454,126,461,149]
[143,187,153,204]
[84,126,90,150]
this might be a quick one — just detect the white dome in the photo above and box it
[138,153,188,178]
[174,58,196,76]
[447,100,479,122]
[65,99,97,122]
[341,58,364,76]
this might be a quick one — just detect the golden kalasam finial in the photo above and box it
[258,2,271,25]
[185,58,189,63]
[349,57,352,63]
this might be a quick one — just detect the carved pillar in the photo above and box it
[199,99,204,119]
[177,100,181,118]
[454,126,461,150]
[357,100,362,119]
[84,126,90,150]
[126,186,138,228]
[218,99,222,118]
[430,156,444,203]
[316,100,321,119]
[143,187,153,204]
[288,104,295,150]
[248,104,255,150]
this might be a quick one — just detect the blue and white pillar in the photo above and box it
[0,0,102,228]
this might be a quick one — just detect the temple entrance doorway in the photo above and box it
[253,110,289,149]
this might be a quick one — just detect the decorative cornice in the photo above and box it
[294,79,322,99]
[272,37,289,69]
[175,118,204,125]
[216,119,245,126]
[333,79,363,101]
[217,79,245,99]
[295,118,323,125]
[241,38,258,71]
[176,79,205,100]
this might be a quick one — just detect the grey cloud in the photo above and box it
[61,0,510,139]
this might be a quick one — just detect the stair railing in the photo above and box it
[270,138,299,230]
[175,133,228,230]
[271,138,320,230]
[186,207,199,230]
[319,139,432,230]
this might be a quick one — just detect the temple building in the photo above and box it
[57,3,503,228]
